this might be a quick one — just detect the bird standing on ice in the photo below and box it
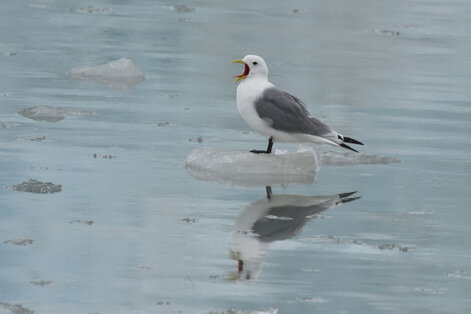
[232,55,363,153]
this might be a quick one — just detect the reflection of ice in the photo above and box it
[185,146,318,187]
[69,58,145,91]
[319,151,400,166]
[18,105,92,122]
[231,188,359,281]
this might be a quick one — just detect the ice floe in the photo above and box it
[166,5,195,12]
[185,146,318,187]
[208,307,278,314]
[0,302,33,314]
[29,280,52,286]
[69,58,145,91]
[3,238,34,246]
[69,6,114,15]
[18,105,92,122]
[185,145,399,186]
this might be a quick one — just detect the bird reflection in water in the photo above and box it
[230,187,360,281]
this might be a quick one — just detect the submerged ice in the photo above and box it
[319,151,400,166]
[18,105,92,122]
[69,58,146,91]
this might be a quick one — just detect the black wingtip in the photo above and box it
[343,136,364,146]
[340,143,359,153]
[339,191,357,198]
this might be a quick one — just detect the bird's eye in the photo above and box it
[252,62,258,65]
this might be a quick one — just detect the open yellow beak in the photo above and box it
[232,59,248,83]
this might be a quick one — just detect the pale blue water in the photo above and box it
[1,1,470,313]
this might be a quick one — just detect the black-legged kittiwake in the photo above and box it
[232,55,363,153]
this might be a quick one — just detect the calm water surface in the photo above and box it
[1,0,470,313]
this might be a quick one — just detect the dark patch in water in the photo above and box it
[29,280,51,286]
[207,307,277,314]
[181,218,197,223]
[69,6,114,14]
[11,179,62,194]
[137,265,153,271]
[374,29,400,36]
[156,301,170,305]
[92,154,116,159]
[18,105,92,122]
[69,220,94,225]
[3,239,34,246]
[0,301,34,314]
[19,136,45,142]
[187,137,204,143]
[378,243,410,252]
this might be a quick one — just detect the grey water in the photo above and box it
[1,0,470,313]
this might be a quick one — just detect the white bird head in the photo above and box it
[232,55,268,83]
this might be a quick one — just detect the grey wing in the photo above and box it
[254,87,332,136]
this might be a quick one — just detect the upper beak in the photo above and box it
[232,59,249,83]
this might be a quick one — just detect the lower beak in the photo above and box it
[232,59,248,83]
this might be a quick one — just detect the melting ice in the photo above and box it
[185,145,399,187]
[185,146,319,187]
[69,58,145,91]
[18,105,92,122]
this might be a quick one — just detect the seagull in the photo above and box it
[232,55,363,153]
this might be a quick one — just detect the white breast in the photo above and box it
[236,79,276,139]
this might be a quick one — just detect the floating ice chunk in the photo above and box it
[19,136,46,142]
[29,280,52,286]
[297,296,328,303]
[3,238,34,246]
[69,6,114,14]
[69,58,145,91]
[18,105,92,122]
[208,307,278,314]
[185,146,318,187]
[377,243,411,252]
[318,150,400,166]
[10,179,62,194]
[166,5,195,12]
[0,302,34,314]
[69,220,94,225]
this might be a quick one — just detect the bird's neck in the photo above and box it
[239,76,271,90]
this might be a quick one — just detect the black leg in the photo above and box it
[266,186,272,200]
[266,137,273,154]
[250,137,274,154]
